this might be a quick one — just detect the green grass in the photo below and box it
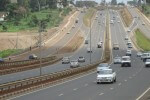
[135,29,150,51]
[83,8,96,27]
[0,49,20,58]
[0,8,67,32]
[61,7,72,16]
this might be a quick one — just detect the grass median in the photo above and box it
[0,49,20,58]
[135,29,150,51]
[83,8,96,27]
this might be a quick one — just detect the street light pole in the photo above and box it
[90,17,92,64]
[39,22,42,76]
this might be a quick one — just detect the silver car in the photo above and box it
[62,57,70,64]
[78,56,85,62]
[145,59,150,67]
[137,52,142,57]
[70,60,79,68]
[114,57,122,64]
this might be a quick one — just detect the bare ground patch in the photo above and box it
[120,7,133,27]
[58,30,84,54]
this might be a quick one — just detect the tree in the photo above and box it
[0,0,10,11]
[62,0,68,7]
[46,0,57,9]
[28,15,39,27]
[111,0,117,5]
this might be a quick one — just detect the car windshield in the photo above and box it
[99,70,112,74]
[99,63,109,67]
[122,57,130,61]
[146,59,150,62]
[115,57,121,59]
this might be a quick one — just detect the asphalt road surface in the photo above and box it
[12,9,150,100]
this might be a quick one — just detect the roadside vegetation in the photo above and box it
[0,0,72,32]
[120,7,133,27]
[83,8,96,27]
[0,49,20,58]
[141,4,150,18]
[135,29,150,51]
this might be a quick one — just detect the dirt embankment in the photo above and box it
[120,7,133,27]
[58,30,84,54]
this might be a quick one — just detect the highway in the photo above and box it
[0,10,104,84]
[127,6,150,38]
[12,9,150,100]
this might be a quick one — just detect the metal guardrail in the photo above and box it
[0,57,62,75]
[0,60,104,97]
[0,56,57,70]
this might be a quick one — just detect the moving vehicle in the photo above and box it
[128,44,132,48]
[70,60,79,68]
[110,20,114,24]
[137,52,142,57]
[114,57,122,64]
[121,56,131,67]
[62,57,70,64]
[141,52,150,62]
[127,29,131,32]
[97,42,102,48]
[29,54,37,60]
[0,58,4,63]
[98,63,110,68]
[145,59,150,67]
[97,68,116,84]
[127,40,132,45]
[78,56,85,62]
[113,43,119,50]
[87,48,92,53]
[125,35,129,40]
[85,39,88,44]
[75,18,79,23]
[126,50,132,56]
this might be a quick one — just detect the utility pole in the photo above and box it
[90,16,92,64]
[39,21,42,76]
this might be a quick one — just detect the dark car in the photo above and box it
[29,54,38,60]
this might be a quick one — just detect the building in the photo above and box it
[10,0,17,3]
[0,12,8,21]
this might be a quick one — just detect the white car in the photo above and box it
[127,29,131,32]
[121,56,131,67]
[126,50,132,56]
[87,48,92,53]
[29,54,37,59]
[117,21,120,23]
[142,22,145,25]
[70,60,79,68]
[125,35,129,40]
[78,56,85,62]
[97,68,116,84]
[145,59,150,67]
[137,52,142,57]
[113,43,119,50]
[114,57,122,64]
[62,57,70,64]
[97,42,102,48]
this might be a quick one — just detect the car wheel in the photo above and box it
[114,77,116,82]
[97,82,100,84]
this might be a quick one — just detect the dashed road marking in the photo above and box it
[73,88,78,91]
[59,93,64,96]
[129,77,132,79]
[110,87,114,90]
[99,93,104,96]
[133,74,136,77]
[124,80,127,82]
[84,84,88,87]
[118,83,121,86]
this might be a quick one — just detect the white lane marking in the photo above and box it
[10,71,96,100]
[110,87,114,90]
[124,80,127,82]
[133,74,136,77]
[136,87,150,100]
[73,88,78,91]
[118,83,121,86]
[93,81,96,83]
[99,93,104,96]
[129,77,132,79]
[59,93,64,96]
[84,84,88,87]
